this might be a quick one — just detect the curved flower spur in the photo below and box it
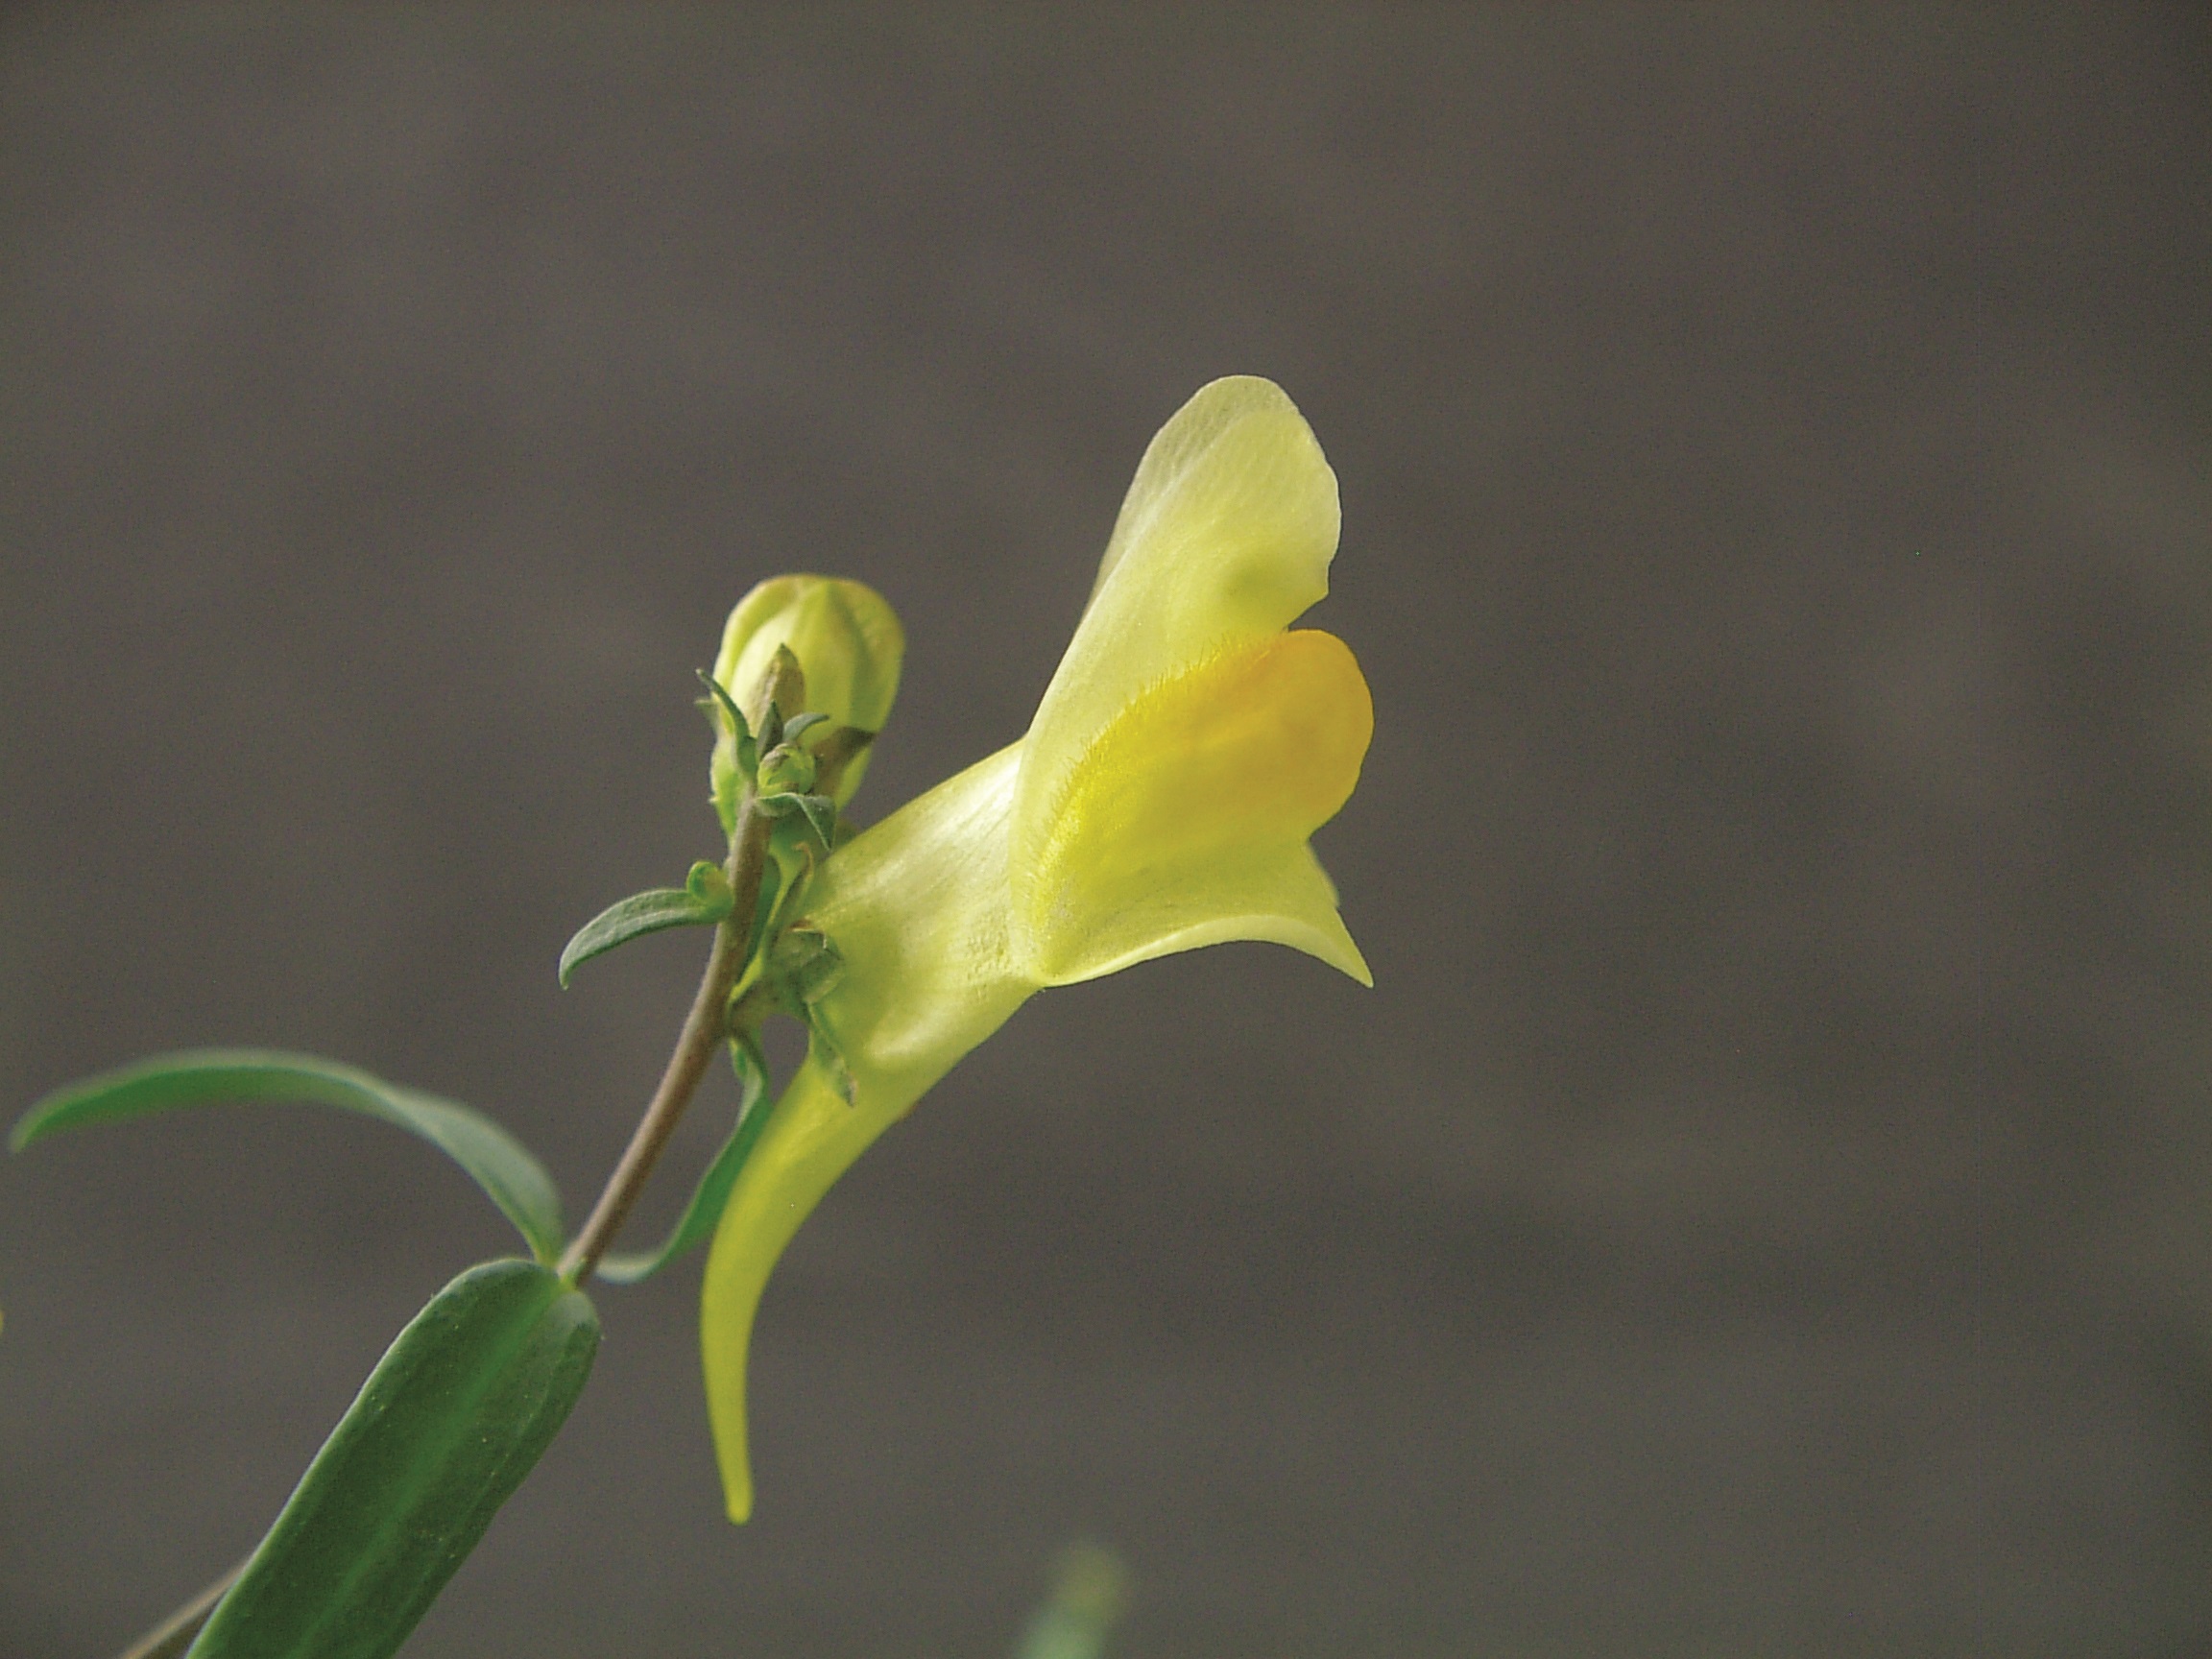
[701,375,1375,1520]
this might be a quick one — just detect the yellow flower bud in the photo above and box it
[710,576,904,808]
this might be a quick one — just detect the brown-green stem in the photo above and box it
[116,1556,244,1659]
[559,788,774,1286]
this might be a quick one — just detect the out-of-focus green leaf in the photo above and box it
[597,1039,773,1285]
[1014,1544,1130,1659]
[559,862,734,987]
[185,1259,598,1659]
[11,1050,565,1263]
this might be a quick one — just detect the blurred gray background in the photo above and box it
[4,8,2210,1657]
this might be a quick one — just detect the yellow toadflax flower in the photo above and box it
[701,375,1374,1520]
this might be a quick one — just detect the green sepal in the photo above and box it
[696,668,757,772]
[11,1051,565,1264]
[810,725,878,804]
[185,1259,598,1659]
[558,863,734,988]
[700,669,758,835]
[745,837,815,967]
[709,749,743,839]
[780,710,830,744]
[766,831,817,904]
[782,834,819,888]
[749,645,806,747]
[771,926,846,1008]
[759,790,838,850]
[796,792,838,848]
[597,1039,774,1286]
[730,1024,769,1094]
[805,1015,857,1106]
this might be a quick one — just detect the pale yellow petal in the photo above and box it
[806,740,1035,1103]
[1020,377,1340,864]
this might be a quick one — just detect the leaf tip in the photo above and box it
[556,937,588,988]
[8,1091,64,1154]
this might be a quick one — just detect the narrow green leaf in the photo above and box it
[597,1041,773,1285]
[559,866,733,988]
[780,710,830,743]
[186,1259,599,1659]
[11,1051,565,1263]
